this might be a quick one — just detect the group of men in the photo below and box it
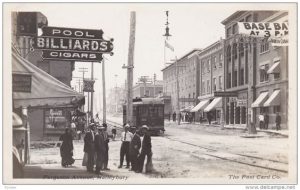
[83,122,152,174]
[83,123,110,174]
[259,112,281,130]
[119,124,152,173]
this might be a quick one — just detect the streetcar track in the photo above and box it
[104,119,288,174]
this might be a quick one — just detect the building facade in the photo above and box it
[12,12,79,140]
[221,11,288,129]
[193,40,225,124]
[162,49,200,116]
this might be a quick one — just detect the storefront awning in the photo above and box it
[251,92,268,108]
[180,105,194,112]
[12,48,84,108]
[263,90,280,107]
[267,60,280,74]
[204,97,222,112]
[190,100,210,112]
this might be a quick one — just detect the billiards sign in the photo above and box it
[34,26,114,62]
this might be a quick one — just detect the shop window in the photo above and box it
[259,64,269,82]
[273,105,281,113]
[260,40,270,54]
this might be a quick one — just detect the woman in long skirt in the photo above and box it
[59,128,75,167]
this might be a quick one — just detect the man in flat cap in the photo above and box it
[118,124,133,169]
[84,123,96,172]
[129,127,141,172]
[137,125,152,173]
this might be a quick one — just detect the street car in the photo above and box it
[123,97,165,135]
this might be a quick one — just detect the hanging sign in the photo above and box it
[34,26,114,62]
[83,80,95,92]
[238,22,289,46]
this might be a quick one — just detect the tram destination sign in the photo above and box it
[34,26,114,62]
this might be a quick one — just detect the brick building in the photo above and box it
[162,49,200,116]
[133,80,163,98]
[221,11,288,129]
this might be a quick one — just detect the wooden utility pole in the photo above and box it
[102,58,106,123]
[126,12,136,125]
[175,56,181,125]
[91,62,94,117]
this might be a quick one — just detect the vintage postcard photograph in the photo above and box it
[2,2,298,186]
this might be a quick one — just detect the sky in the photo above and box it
[7,2,292,113]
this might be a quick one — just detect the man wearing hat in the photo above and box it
[94,126,106,174]
[84,123,96,172]
[118,124,133,169]
[129,127,141,172]
[137,125,152,173]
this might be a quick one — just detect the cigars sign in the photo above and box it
[34,26,114,62]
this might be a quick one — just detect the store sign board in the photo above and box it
[214,91,238,97]
[34,26,114,62]
[237,99,247,107]
[12,74,32,93]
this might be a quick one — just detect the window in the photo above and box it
[202,81,205,94]
[260,40,270,54]
[213,78,217,92]
[239,40,244,57]
[233,70,237,87]
[227,46,231,62]
[207,80,210,94]
[226,27,232,38]
[201,61,205,74]
[219,54,223,67]
[219,76,222,90]
[273,105,281,113]
[259,64,269,82]
[274,73,280,80]
[193,92,195,99]
[227,73,231,88]
[233,43,238,59]
[240,68,244,85]
[232,23,238,35]
[212,56,217,69]
[207,59,211,72]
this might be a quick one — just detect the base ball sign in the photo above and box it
[34,26,114,62]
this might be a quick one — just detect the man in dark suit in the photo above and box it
[275,113,281,131]
[84,124,95,172]
[102,123,110,170]
[137,125,152,173]
[129,129,141,172]
[94,126,106,174]
[264,113,269,129]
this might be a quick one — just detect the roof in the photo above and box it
[221,11,247,25]
[161,48,201,72]
[12,46,84,108]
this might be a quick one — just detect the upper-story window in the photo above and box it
[202,81,205,94]
[213,78,217,92]
[212,56,217,69]
[219,76,222,90]
[226,27,232,38]
[201,60,205,74]
[232,23,238,35]
[219,53,223,67]
[260,39,270,54]
[259,63,269,83]
[207,80,210,94]
[207,59,211,72]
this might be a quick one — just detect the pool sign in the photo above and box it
[34,26,114,62]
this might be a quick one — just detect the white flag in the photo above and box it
[165,40,174,52]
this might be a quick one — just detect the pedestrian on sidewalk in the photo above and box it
[172,112,176,122]
[207,112,212,125]
[84,124,96,172]
[94,126,106,175]
[258,114,264,129]
[129,128,141,172]
[59,128,75,167]
[118,124,133,169]
[275,113,281,131]
[102,123,110,170]
[137,125,153,173]
[264,113,269,129]
[111,127,117,141]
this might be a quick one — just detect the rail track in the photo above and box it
[103,118,288,174]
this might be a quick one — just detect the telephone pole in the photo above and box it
[91,62,94,117]
[123,11,136,125]
[102,58,107,123]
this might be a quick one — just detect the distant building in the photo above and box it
[133,80,163,98]
[107,85,126,114]
[193,40,225,124]
[162,49,201,117]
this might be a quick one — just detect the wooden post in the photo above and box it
[91,62,94,117]
[126,12,136,125]
[102,58,106,123]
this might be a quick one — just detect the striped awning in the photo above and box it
[204,97,222,112]
[263,90,280,107]
[190,100,210,112]
[267,59,280,74]
[251,92,269,108]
